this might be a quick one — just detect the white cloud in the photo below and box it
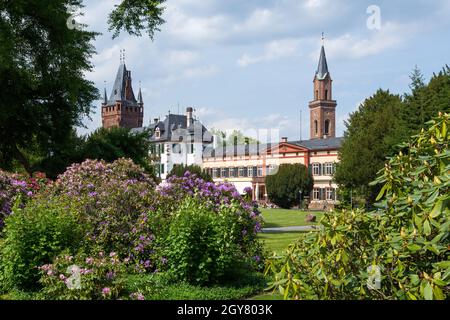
[311,22,416,60]
[238,38,302,67]
[162,65,220,84]
[164,50,198,67]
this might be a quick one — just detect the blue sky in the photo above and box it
[78,0,450,141]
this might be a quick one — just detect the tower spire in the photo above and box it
[102,81,108,105]
[138,81,143,105]
[315,44,329,80]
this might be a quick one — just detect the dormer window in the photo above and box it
[155,128,161,139]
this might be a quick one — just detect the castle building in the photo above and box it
[101,62,144,129]
[201,44,343,210]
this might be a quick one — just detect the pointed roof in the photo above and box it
[315,46,329,80]
[107,63,138,106]
[138,87,143,105]
[102,87,108,105]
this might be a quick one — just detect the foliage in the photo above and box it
[0,201,83,291]
[336,67,450,207]
[265,113,449,300]
[163,197,254,285]
[401,66,450,137]
[168,164,213,182]
[369,112,449,300]
[108,0,166,39]
[266,164,313,209]
[0,0,99,175]
[334,89,407,206]
[39,251,126,300]
[80,127,155,177]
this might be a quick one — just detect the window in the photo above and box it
[155,129,161,139]
[312,163,321,176]
[315,90,319,100]
[229,168,237,178]
[189,144,194,154]
[325,163,335,175]
[313,188,320,200]
[248,167,254,177]
[325,90,328,100]
[160,164,165,174]
[314,120,318,134]
[325,119,330,135]
[172,144,181,154]
[238,167,246,177]
[257,166,263,177]
[221,168,229,178]
[326,188,335,201]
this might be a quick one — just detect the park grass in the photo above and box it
[260,208,324,228]
[259,231,307,255]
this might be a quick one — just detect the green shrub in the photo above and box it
[265,113,450,300]
[0,202,83,291]
[266,164,313,209]
[163,197,258,285]
[39,251,126,300]
[168,164,213,182]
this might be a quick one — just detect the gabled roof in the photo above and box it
[106,63,138,107]
[315,46,329,80]
[145,114,213,143]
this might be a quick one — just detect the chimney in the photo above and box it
[154,118,159,124]
[186,107,193,128]
[281,137,288,143]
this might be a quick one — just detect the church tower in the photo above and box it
[309,43,337,139]
[102,55,144,129]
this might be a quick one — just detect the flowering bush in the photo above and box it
[39,251,126,300]
[0,171,50,231]
[44,158,157,260]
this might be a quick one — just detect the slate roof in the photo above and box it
[292,137,343,151]
[315,46,329,80]
[134,113,213,143]
[106,64,138,107]
[203,137,343,158]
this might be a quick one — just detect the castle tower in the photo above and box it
[309,43,337,139]
[102,60,144,129]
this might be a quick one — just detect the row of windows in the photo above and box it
[102,106,143,113]
[312,188,337,201]
[149,144,195,155]
[207,166,276,179]
[311,162,336,176]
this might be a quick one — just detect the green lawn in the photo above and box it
[251,209,323,300]
[258,231,306,255]
[260,208,324,228]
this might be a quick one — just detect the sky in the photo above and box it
[77,0,450,142]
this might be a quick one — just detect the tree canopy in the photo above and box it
[266,164,313,209]
[335,66,450,207]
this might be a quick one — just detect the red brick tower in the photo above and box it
[102,62,144,129]
[309,44,337,139]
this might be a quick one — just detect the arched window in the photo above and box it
[325,90,328,100]
[314,120,318,134]
[315,90,319,100]
[325,119,330,135]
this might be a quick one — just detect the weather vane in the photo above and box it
[321,32,325,45]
